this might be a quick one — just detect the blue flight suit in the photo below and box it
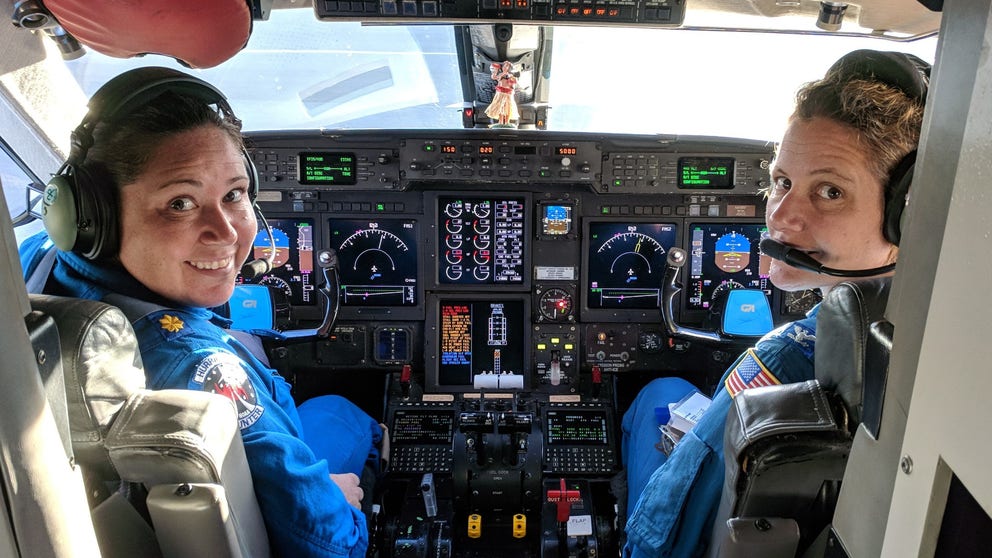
[20,232,380,558]
[621,308,819,558]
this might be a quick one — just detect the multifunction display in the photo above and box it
[438,197,525,284]
[687,223,771,309]
[585,222,677,309]
[391,410,455,445]
[298,152,357,186]
[238,218,316,306]
[546,409,609,446]
[436,298,527,389]
[330,219,418,306]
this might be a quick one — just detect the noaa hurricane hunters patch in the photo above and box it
[190,351,264,429]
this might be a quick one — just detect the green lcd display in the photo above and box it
[678,157,735,189]
[299,152,357,186]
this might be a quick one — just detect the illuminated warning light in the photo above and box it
[582,8,592,15]
[516,0,528,7]
[609,8,620,16]
[466,108,474,117]
[499,0,511,7]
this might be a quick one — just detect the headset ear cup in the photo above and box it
[884,151,917,246]
[243,148,258,202]
[42,174,80,251]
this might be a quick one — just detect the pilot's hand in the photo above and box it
[330,473,363,509]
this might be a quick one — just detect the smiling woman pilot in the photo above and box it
[19,66,382,558]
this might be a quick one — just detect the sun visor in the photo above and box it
[44,0,252,69]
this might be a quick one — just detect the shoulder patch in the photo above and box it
[189,351,264,429]
[725,349,781,398]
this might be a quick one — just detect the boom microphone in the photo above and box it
[240,206,275,280]
[759,238,896,278]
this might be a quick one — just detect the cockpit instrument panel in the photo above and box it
[583,221,678,314]
[330,218,419,307]
[686,222,771,317]
[434,195,528,287]
[237,217,316,306]
[426,294,530,392]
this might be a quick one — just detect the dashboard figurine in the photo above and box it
[485,61,519,128]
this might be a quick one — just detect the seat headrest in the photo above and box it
[29,295,145,475]
[813,278,892,426]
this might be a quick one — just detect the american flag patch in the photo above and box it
[725,349,781,398]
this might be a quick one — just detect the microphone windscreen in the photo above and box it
[241,258,271,280]
[758,237,790,261]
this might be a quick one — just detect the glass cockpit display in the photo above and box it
[435,298,527,390]
[438,197,526,285]
[238,218,316,306]
[687,223,771,309]
[585,222,677,309]
[329,219,418,306]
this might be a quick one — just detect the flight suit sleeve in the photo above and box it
[624,317,818,558]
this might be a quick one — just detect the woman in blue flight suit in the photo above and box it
[19,67,381,558]
[621,49,928,558]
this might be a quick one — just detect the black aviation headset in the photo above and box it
[41,66,259,261]
[760,49,930,276]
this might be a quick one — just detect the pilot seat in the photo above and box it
[707,277,893,558]
[27,294,270,558]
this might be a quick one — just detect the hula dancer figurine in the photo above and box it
[485,61,518,128]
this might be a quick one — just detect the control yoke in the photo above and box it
[661,247,773,344]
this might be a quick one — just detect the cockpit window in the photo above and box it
[56,10,936,140]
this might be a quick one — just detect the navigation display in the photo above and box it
[585,222,677,309]
[437,197,526,285]
[430,296,528,391]
[237,218,316,306]
[330,218,418,306]
[687,223,771,310]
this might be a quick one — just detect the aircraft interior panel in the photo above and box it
[240,129,810,557]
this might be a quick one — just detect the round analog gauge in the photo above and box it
[539,288,574,321]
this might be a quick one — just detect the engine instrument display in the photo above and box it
[437,197,526,285]
[330,219,418,306]
[585,222,677,309]
[432,297,528,390]
[238,218,316,306]
[687,223,771,309]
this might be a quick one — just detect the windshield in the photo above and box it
[59,9,936,142]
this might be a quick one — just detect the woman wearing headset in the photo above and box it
[621,49,926,558]
[19,68,377,558]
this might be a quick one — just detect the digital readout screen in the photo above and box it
[678,157,735,189]
[546,409,609,446]
[299,152,357,186]
[391,410,455,445]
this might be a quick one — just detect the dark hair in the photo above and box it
[82,90,245,189]
[791,69,924,187]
